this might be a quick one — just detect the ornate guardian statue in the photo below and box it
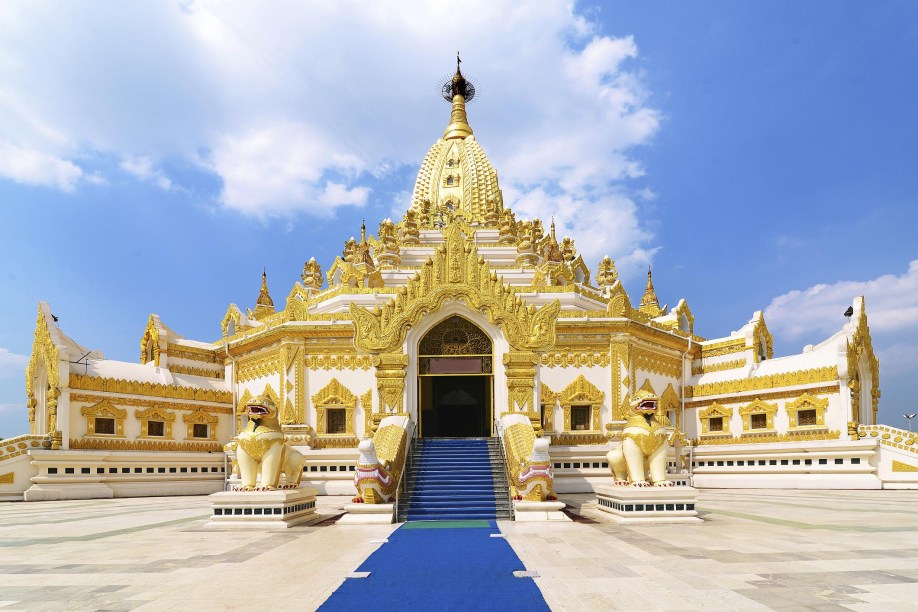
[501,414,556,501]
[352,415,410,504]
[230,395,306,491]
[606,389,674,487]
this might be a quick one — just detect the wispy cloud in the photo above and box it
[0,140,82,191]
[0,347,28,379]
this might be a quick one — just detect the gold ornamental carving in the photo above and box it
[69,373,232,404]
[692,359,746,376]
[892,460,918,472]
[504,352,537,415]
[695,429,841,446]
[540,352,610,368]
[633,346,682,379]
[169,364,224,379]
[140,314,162,366]
[687,366,838,398]
[375,353,409,415]
[349,224,560,354]
[306,354,373,371]
[69,438,223,452]
[846,302,880,424]
[236,352,281,383]
[610,341,628,421]
[539,382,558,432]
[26,307,61,433]
[71,393,230,414]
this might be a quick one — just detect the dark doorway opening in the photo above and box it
[419,375,491,437]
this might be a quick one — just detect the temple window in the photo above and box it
[446,176,455,185]
[312,379,358,444]
[739,398,777,434]
[699,403,732,437]
[183,408,218,441]
[787,393,829,429]
[136,407,175,439]
[571,406,591,431]
[81,399,126,437]
[447,159,456,168]
[560,375,603,434]
[797,409,817,426]
[327,409,347,434]
[95,418,115,435]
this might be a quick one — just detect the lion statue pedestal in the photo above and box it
[207,395,320,529]
[598,389,701,523]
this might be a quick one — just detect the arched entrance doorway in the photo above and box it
[418,316,493,437]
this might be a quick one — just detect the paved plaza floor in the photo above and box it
[1,489,917,611]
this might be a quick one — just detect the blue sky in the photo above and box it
[1,1,917,439]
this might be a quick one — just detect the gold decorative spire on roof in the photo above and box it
[257,270,274,307]
[252,269,275,320]
[544,219,563,263]
[443,52,474,140]
[639,267,662,317]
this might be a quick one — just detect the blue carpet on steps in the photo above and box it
[406,439,501,521]
[319,521,548,612]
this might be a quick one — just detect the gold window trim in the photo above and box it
[182,408,218,440]
[80,399,127,437]
[312,378,357,437]
[739,398,778,434]
[787,392,829,430]
[560,375,603,433]
[134,406,176,439]
[698,403,733,436]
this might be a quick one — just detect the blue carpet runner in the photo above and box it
[319,521,549,612]
[405,439,501,521]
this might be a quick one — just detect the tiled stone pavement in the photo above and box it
[1,489,918,610]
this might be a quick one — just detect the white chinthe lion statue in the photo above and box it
[606,388,674,487]
[230,394,306,491]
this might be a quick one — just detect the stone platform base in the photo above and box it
[513,500,572,522]
[205,488,321,529]
[339,502,395,524]
[596,485,702,524]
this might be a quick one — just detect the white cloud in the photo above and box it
[764,261,918,380]
[0,1,660,272]
[0,347,28,379]
[120,155,173,191]
[0,140,82,191]
[764,261,918,341]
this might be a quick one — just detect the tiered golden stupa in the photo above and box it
[5,56,900,505]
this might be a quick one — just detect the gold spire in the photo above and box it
[251,269,275,320]
[256,270,274,307]
[544,219,562,263]
[639,267,662,317]
[444,52,474,140]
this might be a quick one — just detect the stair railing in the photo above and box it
[393,420,418,523]
[493,418,515,521]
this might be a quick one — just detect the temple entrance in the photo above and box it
[417,316,493,438]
